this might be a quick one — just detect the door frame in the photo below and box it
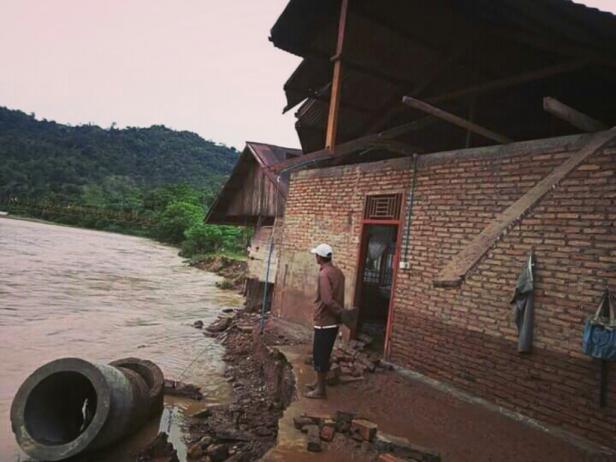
[352,193,406,359]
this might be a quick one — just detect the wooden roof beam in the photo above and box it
[402,96,512,144]
[269,118,431,174]
[428,59,589,105]
[543,96,608,132]
[363,38,478,134]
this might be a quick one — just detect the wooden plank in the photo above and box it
[362,40,476,135]
[402,96,512,144]
[324,0,349,151]
[543,96,607,132]
[434,128,616,288]
[269,118,432,173]
[429,60,588,105]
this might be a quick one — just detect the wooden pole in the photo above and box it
[402,96,512,144]
[324,0,349,152]
[543,96,607,133]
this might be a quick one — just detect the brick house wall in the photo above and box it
[271,133,616,447]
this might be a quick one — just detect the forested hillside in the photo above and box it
[0,106,238,203]
[0,106,245,256]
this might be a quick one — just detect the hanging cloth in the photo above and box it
[367,228,391,270]
[582,289,616,360]
[511,252,535,353]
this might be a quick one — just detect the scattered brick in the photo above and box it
[320,425,335,442]
[351,418,378,442]
[305,425,322,452]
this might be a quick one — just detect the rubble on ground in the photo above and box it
[136,432,179,462]
[304,333,393,386]
[185,310,295,461]
[293,411,441,462]
[205,316,232,334]
[163,379,204,401]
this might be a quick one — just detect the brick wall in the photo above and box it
[272,133,616,447]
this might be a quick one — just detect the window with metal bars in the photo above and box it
[364,194,401,220]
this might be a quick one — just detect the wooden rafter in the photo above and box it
[428,60,589,104]
[328,139,421,167]
[269,118,432,174]
[402,96,512,144]
[363,38,479,134]
[543,96,607,132]
[324,0,349,151]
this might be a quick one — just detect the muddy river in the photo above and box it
[0,217,242,460]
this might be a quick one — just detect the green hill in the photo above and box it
[0,106,246,255]
[0,106,238,203]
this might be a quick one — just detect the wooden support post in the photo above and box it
[543,96,607,133]
[402,96,512,144]
[324,0,349,152]
[435,128,616,287]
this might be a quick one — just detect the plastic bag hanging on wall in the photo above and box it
[511,252,535,353]
[582,289,616,360]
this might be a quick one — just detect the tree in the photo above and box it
[155,201,204,244]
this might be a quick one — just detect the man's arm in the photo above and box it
[319,271,344,317]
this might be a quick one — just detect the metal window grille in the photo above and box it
[364,194,401,220]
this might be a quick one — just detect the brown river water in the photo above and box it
[0,217,242,461]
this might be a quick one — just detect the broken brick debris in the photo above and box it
[293,409,440,461]
[184,310,294,461]
[163,379,203,401]
[305,425,322,452]
[351,418,378,442]
[136,432,179,462]
[320,425,336,442]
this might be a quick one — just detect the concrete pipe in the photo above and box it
[10,357,164,461]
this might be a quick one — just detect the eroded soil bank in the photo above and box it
[138,309,306,462]
[189,256,247,291]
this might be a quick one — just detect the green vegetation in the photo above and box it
[0,106,246,256]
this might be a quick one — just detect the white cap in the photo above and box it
[310,243,333,258]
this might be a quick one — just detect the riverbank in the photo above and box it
[174,311,307,461]
[172,310,615,462]
[189,255,247,292]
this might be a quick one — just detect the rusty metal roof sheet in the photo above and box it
[271,0,616,156]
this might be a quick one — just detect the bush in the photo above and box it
[154,201,204,244]
[181,223,245,258]
[181,223,223,256]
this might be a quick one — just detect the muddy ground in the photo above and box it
[139,309,307,462]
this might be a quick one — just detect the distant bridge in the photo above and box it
[0,199,155,227]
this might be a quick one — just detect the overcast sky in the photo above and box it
[0,0,614,150]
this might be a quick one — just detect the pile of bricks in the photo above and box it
[293,411,440,462]
[306,334,392,385]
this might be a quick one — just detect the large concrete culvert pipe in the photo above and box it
[10,357,164,461]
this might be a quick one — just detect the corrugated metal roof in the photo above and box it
[246,141,302,168]
[271,0,616,156]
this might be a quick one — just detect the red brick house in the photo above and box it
[264,0,616,449]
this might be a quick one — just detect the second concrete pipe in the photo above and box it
[10,357,164,461]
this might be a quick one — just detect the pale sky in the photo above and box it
[0,1,614,150]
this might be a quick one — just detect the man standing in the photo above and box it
[305,243,345,399]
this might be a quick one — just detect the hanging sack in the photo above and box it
[582,289,616,360]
